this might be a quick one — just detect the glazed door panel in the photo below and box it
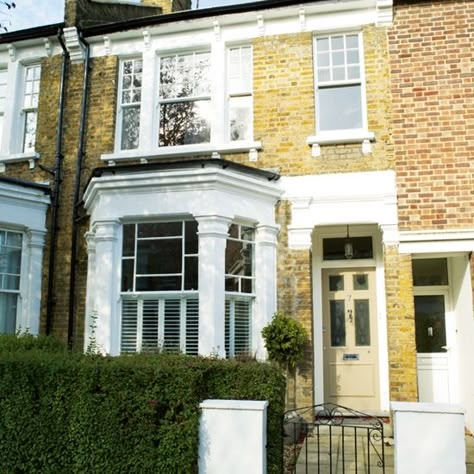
[323,268,380,410]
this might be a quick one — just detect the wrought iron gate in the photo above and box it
[284,403,385,474]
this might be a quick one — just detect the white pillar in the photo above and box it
[196,215,231,357]
[84,230,96,352]
[93,220,121,355]
[199,400,268,474]
[253,224,279,360]
[21,229,46,334]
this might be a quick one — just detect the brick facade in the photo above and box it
[389,0,474,231]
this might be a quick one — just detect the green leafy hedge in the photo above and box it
[0,336,285,473]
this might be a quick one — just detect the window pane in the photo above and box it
[355,299,370,346]
[228,46,252,94]
[331,36,344,50]
[329,275,344,291]
[0,248,21,277]
[332,51,344,66]
[0,293,17,334]
[136,239,182,274]
[122,225,135,257]
[346,34,359,49]
[138,222,182,238]
[317,68,330,82]
[412,258,449,286]
[323,236,373,260]
[330,300,346,347]
[347,50,360,65]
[160,52,211,99]
[7,232,22,247]
[229,96,252,141]
[316,37,329,52]
[184,256,198,290]
[185,221,198,254]
[319,84,362,131]
[317,52,330,67]
[225,276,239,292]
[136,276,181,291]
[121,259,134,292]
[23,111,38,152]
[241,278,253,294]
[415,295,447,353]
[159,100,211,146]
[353,274,368,290]
[121,106,140,150]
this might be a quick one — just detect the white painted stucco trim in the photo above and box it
[0,180,50,334]
[83,165,282,357]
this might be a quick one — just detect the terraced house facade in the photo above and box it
[0,0,473,431]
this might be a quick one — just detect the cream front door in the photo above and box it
[322,268,380,410]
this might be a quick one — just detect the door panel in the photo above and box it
[323,268,380,410]
[414,294,451,403]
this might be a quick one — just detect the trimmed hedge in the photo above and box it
[0,336,285,473]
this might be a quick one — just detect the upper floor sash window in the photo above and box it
[118,58,143,151]
[314,33,364,132]
[22,64,41,153]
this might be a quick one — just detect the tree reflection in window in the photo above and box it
[225,224,255,294]
[159,52,211,146]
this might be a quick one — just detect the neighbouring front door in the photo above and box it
[322,268,380,411]
[415,293,452,403]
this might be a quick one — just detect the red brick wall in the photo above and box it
[389,0,474,231]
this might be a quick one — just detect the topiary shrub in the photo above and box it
[262,312,308,371]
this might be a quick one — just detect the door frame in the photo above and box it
[312,224,390,412]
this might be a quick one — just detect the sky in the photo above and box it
[1,0,261,32]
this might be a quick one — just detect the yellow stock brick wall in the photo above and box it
[384,246,418,402]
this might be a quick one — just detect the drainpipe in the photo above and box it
[67,32,90,348]
[45,28,68,335]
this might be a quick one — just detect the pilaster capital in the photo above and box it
[256,224,280,246]
[94,220,121,243]
[195,215,232,239]
[85,230,96,253]
[380,224,399,245]
[26,229,47,249]
[287,226,313,250]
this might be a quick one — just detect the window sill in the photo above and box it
[307,130,375,157]
[102,141,263,165]
[0,152,40,172]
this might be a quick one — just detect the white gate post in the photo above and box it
[199,400,268,474]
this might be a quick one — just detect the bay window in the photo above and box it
[111,44,256,160]
[0,230,22,334]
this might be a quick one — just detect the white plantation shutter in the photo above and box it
[234,299,251,355]
[142,299,159,350]
[225,297,252,358]
[120,297,198,354]
[185,299,199,355]
[163,299,181,351]
[121,299,139,352]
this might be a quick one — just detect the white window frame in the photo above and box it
[0,228,23,334]
[115,57,143,152]
[226,44,254,143]
[307,31,374,156]
[0,59,44,171]
[107,43,261,163]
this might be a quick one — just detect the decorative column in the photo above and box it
[92,220,121,355]
[253,224,279,360]
[196,215,232,357]
[22,229,47,334]
[83,230,96,352]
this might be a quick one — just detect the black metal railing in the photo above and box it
[284,403,385,474]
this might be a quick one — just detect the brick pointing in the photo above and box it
[389,0,474,231]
